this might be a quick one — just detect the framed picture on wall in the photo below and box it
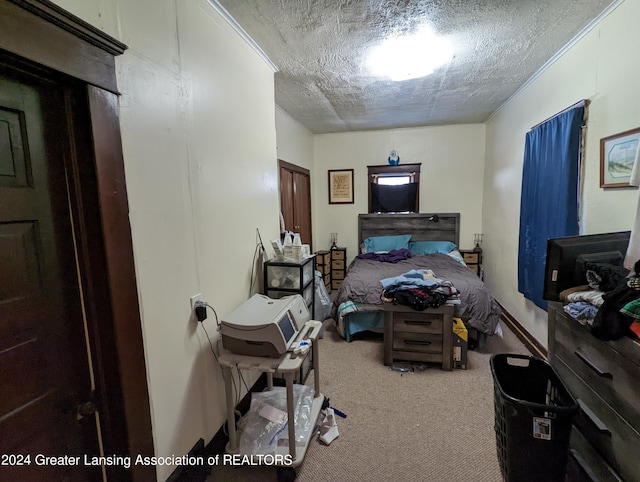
[328,169,354,204]
[600,127,640,188]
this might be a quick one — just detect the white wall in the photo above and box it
[44,0,640,476]
[51,1,280,479]
[484,0,640,346]
[313,125,486,258]
[276,106,315,171]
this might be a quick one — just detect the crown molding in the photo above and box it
[487,0,624,123]
[205,0,278,73]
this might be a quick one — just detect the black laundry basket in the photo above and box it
[490,354,578,482]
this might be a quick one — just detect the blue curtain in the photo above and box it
[518,104,584,310]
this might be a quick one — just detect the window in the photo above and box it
[368,163,421,213]
[377,175,412,186]
[517,103,585,310]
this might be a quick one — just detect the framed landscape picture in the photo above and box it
[600,127,640,188]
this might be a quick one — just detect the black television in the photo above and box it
[370,183,418,213]
[543,231,631,301]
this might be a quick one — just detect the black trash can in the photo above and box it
[490,354,578,482]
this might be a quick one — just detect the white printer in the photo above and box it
[221,294,310,357]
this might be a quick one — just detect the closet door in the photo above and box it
[279,160,312,248]
[292,170,312,245]
[279,166,295,233]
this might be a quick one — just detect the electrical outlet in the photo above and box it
[190,293,202,310]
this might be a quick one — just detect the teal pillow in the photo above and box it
[363,234,412,253]
[409,240,458,255]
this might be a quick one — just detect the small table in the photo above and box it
[383,303,454,370]
[218,321,324,466]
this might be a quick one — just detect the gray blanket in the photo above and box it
[331,253,502,335]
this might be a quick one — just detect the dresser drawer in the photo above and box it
[392,313,444,334]
[316,251,330,264]
[393,332,443,354]
[331,270,345,280]
[555,356,640,482]
[331,259,345,270]
[462,252,479,263]
[555,317,640,427]
[569,426,623,482]
[331,249,345,260]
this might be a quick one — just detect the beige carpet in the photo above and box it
[209,318,531,482]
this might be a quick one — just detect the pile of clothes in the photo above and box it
[591,259,640,340]
[379,269,460,310]
[563,259,640,340]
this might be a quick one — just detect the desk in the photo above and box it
[218,320,323,466]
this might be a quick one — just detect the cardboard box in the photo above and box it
[452,317,468,369]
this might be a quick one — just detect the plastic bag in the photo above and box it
[239,385,314,456]
[314,270,332,321]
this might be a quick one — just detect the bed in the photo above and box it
[330,213,502,345]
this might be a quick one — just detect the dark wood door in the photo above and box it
[279,160,312,248]
[279,166,295,235]
[292,170,312,245]
[0,70,101,479]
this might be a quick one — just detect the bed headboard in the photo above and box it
[358,213,460,248]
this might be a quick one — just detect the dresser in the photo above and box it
[330,247,347,291]
[548,302,640,482]
[383,304,454,370]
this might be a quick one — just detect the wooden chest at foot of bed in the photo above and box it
[383,304,454,370]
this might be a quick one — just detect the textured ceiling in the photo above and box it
[217,0,616,134]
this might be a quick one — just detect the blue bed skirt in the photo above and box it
[342,311,384,342]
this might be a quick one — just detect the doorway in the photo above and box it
[279,160,313,248]
[0,2,154,480]
[0,57,104,481]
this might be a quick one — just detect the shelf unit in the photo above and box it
[264,256,315,314]
[330,247,347,291]
[460,249,482,277]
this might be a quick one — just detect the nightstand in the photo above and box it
[330,247,347,291]
[382,304,454,370]
[460,249,482,277]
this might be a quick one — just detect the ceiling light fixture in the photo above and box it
[367,25,454,82]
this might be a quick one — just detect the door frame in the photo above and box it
[0,1,154,481]
[278,159,313,249]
